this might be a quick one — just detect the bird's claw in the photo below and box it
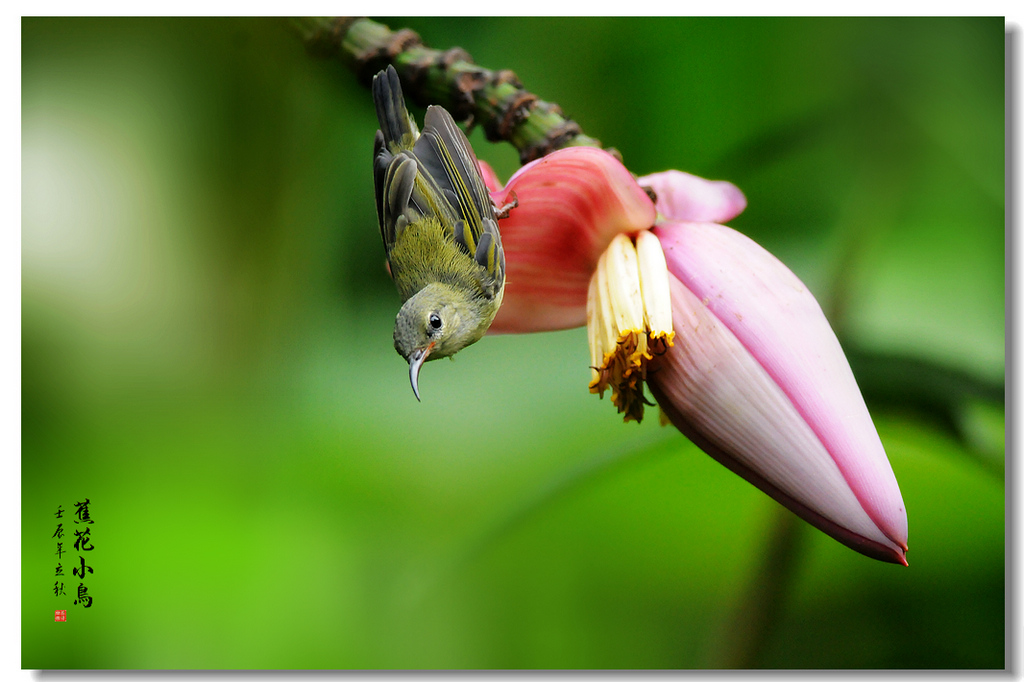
[494,191,519,220]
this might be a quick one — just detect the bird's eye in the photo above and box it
[428,313,442,330]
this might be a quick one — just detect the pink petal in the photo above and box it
[639,170,747,223]
[478,160,503,193]
[649,221,908,564]
[487,147,657,333]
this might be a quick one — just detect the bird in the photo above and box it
[371,65,515,400]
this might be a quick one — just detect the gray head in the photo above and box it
[393,283,488,400]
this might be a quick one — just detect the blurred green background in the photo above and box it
[22,17,1004,669]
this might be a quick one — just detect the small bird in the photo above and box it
[371,65,515,400]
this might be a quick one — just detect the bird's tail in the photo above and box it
[372,65,418,147]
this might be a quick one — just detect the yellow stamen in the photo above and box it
[635,230,674,349]
[586,232,675,423]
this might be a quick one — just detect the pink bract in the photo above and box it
[486,147,656,333]
[650,220,908,564]
[640,170,747,224]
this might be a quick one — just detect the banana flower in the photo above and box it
[481,148,908,565]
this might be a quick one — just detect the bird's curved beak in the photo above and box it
[408,343,434,401]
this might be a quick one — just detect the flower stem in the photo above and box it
[290,17,610,164]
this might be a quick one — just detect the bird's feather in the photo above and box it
[372,68,505,298]
[414,106,505,290]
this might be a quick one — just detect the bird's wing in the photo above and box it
[372,130,391,252]
[414,105,505,291]
[374,132,459,263]
[372,65,419,148]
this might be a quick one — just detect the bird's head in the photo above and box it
[393,284,488,400]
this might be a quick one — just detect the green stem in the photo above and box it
[290,17,611,165]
